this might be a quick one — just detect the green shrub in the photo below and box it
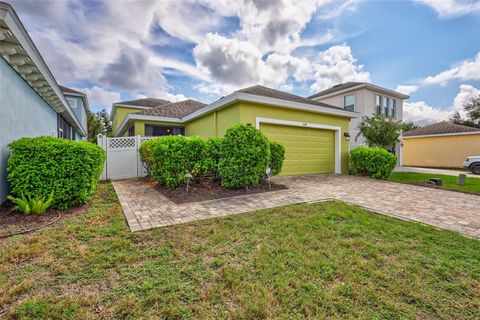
[350,147,397,179]
[7,192,54,215]
[198,137,223,179]
[7,136,105,210]
[150,136,206,188]
[139,138,159,176]
[220,124,270,189]
[269,141,285,176]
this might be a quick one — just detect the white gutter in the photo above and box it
[114,92,359,136]
[403,131,480,139]
[310,83,410,100]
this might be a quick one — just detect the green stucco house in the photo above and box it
[110,85,359,176]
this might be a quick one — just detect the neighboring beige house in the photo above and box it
[403,121,480,168]
[309,82,409,160]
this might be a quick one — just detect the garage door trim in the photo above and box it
[256,117,342,174]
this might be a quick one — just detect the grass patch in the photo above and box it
[0,182,479,319]
[388,172,480,195]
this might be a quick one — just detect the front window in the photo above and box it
[392,99,397,117]
[145,124,184,137]
[376,95,382,115]
[384,97,389,116]
[128,125,135,136]
[57,114,73,140]
[343,94,355,111]
[67,97,77,109]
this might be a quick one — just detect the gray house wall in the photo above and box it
[0,57,58,202]
[66,95,88,140]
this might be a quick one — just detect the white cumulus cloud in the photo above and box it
[415,0,480,18]
[395,85,418,95]
[72,86,121,113]
[423,52,480,86]
[403,84,480,125]
[310,45,371,92]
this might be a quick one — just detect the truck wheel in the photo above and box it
[471,164,480,175]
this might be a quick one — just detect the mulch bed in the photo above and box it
[0,202,88,238]
[151,179,288,204]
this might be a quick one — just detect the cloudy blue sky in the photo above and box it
[10,0,480,124]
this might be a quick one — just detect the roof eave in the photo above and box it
[0,2,86,136]
[310,83,410,100]
[403,131,480,139]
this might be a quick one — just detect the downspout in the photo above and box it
[214,111,217,137]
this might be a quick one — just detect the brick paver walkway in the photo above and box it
[112,175,480,238]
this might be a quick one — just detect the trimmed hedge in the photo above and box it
[199,137,223,179]
[150,136,206,188]
[350,147,397,179]
[139,138,159,175]
[269,141,285,176]
[220,124,270,189]
[7,136,105,210]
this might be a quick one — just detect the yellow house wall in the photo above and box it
[130,120,184,136]
[184,104,241,138]
[112,107,145,134]
[403,134,480,168]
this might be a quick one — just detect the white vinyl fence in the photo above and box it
[97,135,155,180]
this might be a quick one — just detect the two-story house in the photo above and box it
[309,82,409,160]
[59,85,89,140]
[0,2,88,202]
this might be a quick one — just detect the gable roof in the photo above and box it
[236,85,344,111]
[136,99,207,118]
[114,84,359,136]
[403,121,480,137]
[115,98,171,108]
[59,85,85,96]
[308,82,409,100]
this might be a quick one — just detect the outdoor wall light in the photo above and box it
[344,132,351,141]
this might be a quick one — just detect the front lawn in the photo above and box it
[388,172,480,195]
[1,183,479,319]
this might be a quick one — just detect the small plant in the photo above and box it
[7,192,54,215]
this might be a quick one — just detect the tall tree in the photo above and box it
[357,115,402,150]
[400,121,419,133]
[449,96,480,128]
[87,111,103,143]
[97,109,112,136]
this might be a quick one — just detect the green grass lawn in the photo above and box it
[1,183,479,319]
[388,172,480,195]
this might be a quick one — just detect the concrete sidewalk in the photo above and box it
[395,166,480,178]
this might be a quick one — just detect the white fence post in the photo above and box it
[98,134,107,180]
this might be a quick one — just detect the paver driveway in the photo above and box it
[112,174,480,238]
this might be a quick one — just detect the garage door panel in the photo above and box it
[260,123,335,175]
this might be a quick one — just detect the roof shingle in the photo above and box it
[403,121,480,137]
[136,99,207,118]
[236,85,346,111]
[116,98,171,108]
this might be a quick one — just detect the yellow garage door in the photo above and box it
[260,123,335,175]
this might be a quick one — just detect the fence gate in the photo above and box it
[97,135,155,180]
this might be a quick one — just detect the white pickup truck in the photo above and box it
[464,156,480,174]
